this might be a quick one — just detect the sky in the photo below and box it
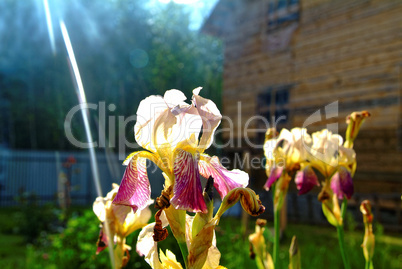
[151,0,219,30]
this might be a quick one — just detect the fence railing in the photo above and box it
[0,149,164,207]
[0,149,400,230]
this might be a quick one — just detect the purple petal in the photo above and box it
[295,165,319,195]
[331,166,354,199]
[113,153,151,213]
[171,149,207,213]
[263,166,283,190]
[198,155,248,199]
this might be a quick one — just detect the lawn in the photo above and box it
[0,207,401,268]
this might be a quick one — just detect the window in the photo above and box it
[257,85,292,142]
[263,0,300,52]
[267,0,300,32]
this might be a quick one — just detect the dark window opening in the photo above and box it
[267,0,300,33]
[257,85,292,143]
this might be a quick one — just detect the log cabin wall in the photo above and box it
[203,0,402,193]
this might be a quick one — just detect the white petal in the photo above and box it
[164,89,187,107]
[135,95,168,152]
[192,89,222,151]
[137,223,162,269]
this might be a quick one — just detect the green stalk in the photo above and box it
[273,205,280,268]
[177,241,189,268]
[337,199,350,269]
[336,225,350,269]
[272,184,281,268]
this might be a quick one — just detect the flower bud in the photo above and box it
[289,236,301,269]
[360,200,375,263]
[215,188,265,221]
[330,166,353,199]
[295,165,319,195]
[345,111,370,148]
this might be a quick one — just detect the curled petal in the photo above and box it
[192,88,222,152]
[295,165,319,195]
[171,149,207,213]
[215,188,265,220]
[113,152,151,213]
[153,209,169,242]
[263,166,283,191]
[199,155,249,199]
[331,166,354,199]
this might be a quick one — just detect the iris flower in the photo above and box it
[137,211,222,269]
[248,219,274,269]
[113,88,248,213]
[304,129,356,199]
[137,186,263,269]
[263,128,312,190]
[93,183,152,268]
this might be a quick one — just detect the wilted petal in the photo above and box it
[96,227,109,254]
[202,244,221,269]
[295,165,319,195]
[188,221,216,269]
[113,152,151,213]
[198,155,249,199]
[263,166,283,191]
[331,166,354,199]
[171,149,207,213]
[137,223,162,269]
[192,88,222,152]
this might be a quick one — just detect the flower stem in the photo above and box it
[365,260,373,269]
[273,207,280,268]
[177,241,189,269]
[337,198,351,269]
[336,224,351,269]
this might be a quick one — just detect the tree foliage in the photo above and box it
[0,0,222,150]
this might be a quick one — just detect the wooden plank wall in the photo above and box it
[218,0,402,188]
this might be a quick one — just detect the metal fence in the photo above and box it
[0,149,164,207]
[0,149,400,230]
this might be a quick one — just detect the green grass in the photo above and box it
[216,217,402,269]
[0,208,401,268]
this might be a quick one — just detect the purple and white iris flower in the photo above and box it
[113,88,248,213]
